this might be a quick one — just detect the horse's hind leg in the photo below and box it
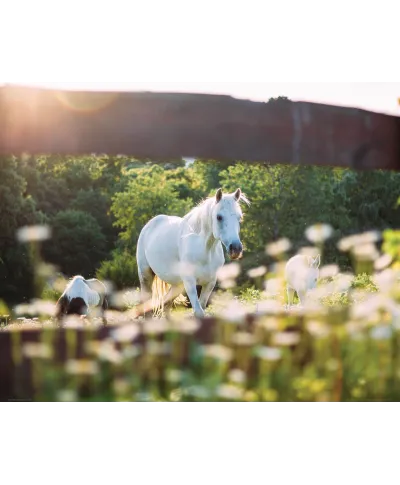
[162,285,183,316]
[138,268,155,319]
[101,296,108,326]
[297,289,306,307]
[286,286,295,310]
[136,230,156,319]
[55,295,68,326]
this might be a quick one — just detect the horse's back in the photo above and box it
[139,215,182,246]
[285,255,309,290]
[137,215,183,281]
[85,278,107,296]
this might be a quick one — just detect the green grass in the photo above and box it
[3,267,399,402]
[3,224,400,403]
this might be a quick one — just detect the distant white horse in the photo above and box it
[137,188,249,318]
[285,254,321,308]
[55,275,108,324]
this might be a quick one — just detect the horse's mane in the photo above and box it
[183,197,215,235]
[183,192,250,236]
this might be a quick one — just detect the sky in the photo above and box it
[2,1,399,116]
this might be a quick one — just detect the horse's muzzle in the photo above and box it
[229,242,243,260]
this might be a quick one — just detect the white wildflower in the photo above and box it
[305,224,333,244]
[266,238,291,257]
[17,225,51,243]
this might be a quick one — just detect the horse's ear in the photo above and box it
[234,188,242,201]
[216,188,223,203]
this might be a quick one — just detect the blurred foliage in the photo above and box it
[97,250,139,290]
[5,255,400,402]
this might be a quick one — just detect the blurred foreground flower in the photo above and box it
[166,369,184,384]
[23,343,52,360]
[350,294,392,320]
[17,225,51,243]
[319,265,339,280]
[256,346,282,361]
[247,266,267,279]
[57,390,78,402]
[219,300,247,323]
[217,263,241,282]
[374,254,393,272]
[169,318,200,334]
[146,341,171,356]
[338,231,381,252]
[63,316,86,329]
[273,332,301,347]
[121,345,141,360]
[306,321,331,339]
[66,360,99,376]
[111,323,140,343]
[184,386,212,400]
[266,238,291,257]
[94,341,123,364]
[373,269,396,292]
[14,300,57,318]
[217,385,244,401]
[142,319,169,335]
[352,243,379,261]
[264,277,284,297]
[256,300,282,315]
[228,369,247,385]
[334,274,353,293]
[370,325,393,341]
[202,344,233,362]
[305,224,333,244]
[232,332,257,346]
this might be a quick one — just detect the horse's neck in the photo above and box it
[183,203,220,253]
[203,232,218,254]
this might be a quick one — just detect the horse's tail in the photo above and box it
[152,275,170,317]
[151,276,189,317]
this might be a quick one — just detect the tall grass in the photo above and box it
[2,226,400,402]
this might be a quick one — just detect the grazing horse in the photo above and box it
[285,254,321,308]
[55,275,109,324]
[137,188,249,318]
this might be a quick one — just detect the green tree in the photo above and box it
[333,169,400,234]
[0,157,39,302]
[43,210,107,277]
[111,165,193,248]
[97,249,139,290]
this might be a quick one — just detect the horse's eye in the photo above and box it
[217,215,223,222]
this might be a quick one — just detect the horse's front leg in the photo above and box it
[182,277,205,319]
[199,280,217,313]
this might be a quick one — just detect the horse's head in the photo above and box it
[212,188,249,260]
[306,254,321,289]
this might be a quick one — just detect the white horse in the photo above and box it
[137,188,249,318]
[55,275,109,324]
[285,254,321,308]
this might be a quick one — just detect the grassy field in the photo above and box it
[2,257,400,402]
